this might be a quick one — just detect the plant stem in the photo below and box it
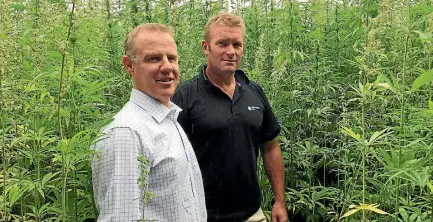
[145,0,151,23]
[58,2,76,221]
[17,124,24,221]
[34,119,41,222]
[62,151,67,222]
[1,65,7,221]
[395,31,409,222]
[361,90,366,221]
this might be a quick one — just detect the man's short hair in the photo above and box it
[124,23,174,62]
[204,13,245,43]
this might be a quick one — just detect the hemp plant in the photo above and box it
[340,76,393,221]
[137,154,156,222]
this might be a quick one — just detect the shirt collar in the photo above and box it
[200,64,249,90]
[129,88,182,123]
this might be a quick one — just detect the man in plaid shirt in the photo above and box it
[92,23,207,222]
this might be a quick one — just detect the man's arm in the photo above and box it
[91,127,145,221]
[262,138,288,222]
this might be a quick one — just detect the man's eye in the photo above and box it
[234,43,243,48]
[217,42,228,47]
[147,57,160,62]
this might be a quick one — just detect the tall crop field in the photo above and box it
[1,0,433,221]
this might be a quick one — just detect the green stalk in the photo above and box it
[144,0,151,23]
[34,0,39,28]
[31,0,41,220]
[361,90,366,222]
[287,0,295,197]
[308,130,313,218]
[361,4,369,220]
[429,47,432,103]
[62,152,67,222]
[164,0,170,24]
[130,0,139,27]
[74,167,77,222]
[89,161,99,219]
[105,0,116,73]
[59,28,67,222]
[268,0,274,72]
[289,0,294,49]
[33,119,41,222]
[188,0,193,21]
[58,2,76,221]
[335,1,340,69]
[335,0,341,196]
[69,33,78,222]
[431,195,433,222]
[1,66,7,221]
[325,0,329,41]
[395,31,409,222]
[253,0,259,53]
[17,124,24,221]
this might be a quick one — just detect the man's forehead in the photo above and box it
[142,50,178,55]
[135,36,177,49]
[135,30,175,42]
[209,25,243,36]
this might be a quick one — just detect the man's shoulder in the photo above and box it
[247,79,262,88]
[235,69,263,90]
[172,75,202,106]
[102,102,149,132]
[176,75,201,92]
[245,79,266,95]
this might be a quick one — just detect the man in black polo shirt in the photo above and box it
[172,13,287,222]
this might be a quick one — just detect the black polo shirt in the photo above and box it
[172,65,281,222]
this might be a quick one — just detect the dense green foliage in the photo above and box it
[1,0,433,221]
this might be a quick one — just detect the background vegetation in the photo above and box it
[1,0,433,221]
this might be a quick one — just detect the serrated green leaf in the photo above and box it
[367,128,392,146]
[411,69,433,92]
[341,208,360,218]
[41,172,60,187]
[38,187,45,200]
[427,181,433,194]
[358,203,388,215]
[341,127,361,141]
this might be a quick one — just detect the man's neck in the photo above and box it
[205,67,236,88]
[205,67,237,99]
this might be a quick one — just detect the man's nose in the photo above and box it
[160,56,173,73]
[226,44,235,56]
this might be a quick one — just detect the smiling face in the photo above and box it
[123,29,179,107]
[202,24,244,76]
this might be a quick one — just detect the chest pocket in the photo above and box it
[232,86,265,134]
[236,104,264,132]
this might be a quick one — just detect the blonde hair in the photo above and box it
[124,23,174,62]
[204,13,245,43]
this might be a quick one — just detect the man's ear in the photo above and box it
[122,55,134,75]
[201,40,209,56]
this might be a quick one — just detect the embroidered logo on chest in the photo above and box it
[247,106,261,111]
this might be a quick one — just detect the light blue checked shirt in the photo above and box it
[92,89,207,222]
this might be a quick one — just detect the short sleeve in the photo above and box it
[252,83,281,144]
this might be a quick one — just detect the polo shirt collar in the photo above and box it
[200,64,250,90]
[129,88,182,123]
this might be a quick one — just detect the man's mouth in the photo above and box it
[156,78,174,83]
